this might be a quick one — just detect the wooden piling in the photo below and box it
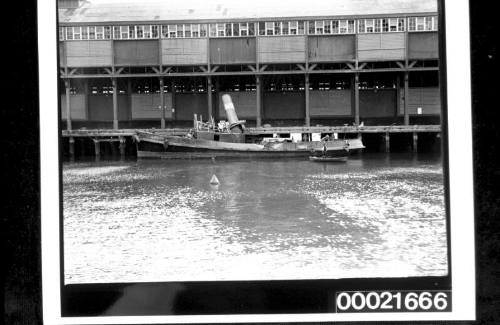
[93,139,100,157]
[256,75,262,127]
[354,73,360,126]
[305,74,310,127]
[119,136,126,157]
[413,132,418,153]
[69,137,75,159]
[160,78,165,129]
[385,132,390,153]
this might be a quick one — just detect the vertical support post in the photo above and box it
[215,77,220,120]
[396,74,401,120]
[256,75,262,127]
[84,79,90,120]
[385,132,390,153]
[93,139,101,158]
[207,76,213,121]
[159,77,165,129]
[171,79,176,120]
[354,73,360,126]
[305,74,310,127]
[68,137,75,159]
[413,132,418,153]
[119,136,126,157]
[404,71,409,125]
[65,79,72,131]
[112,78,119,129]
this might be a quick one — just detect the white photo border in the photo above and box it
[40,0,475,322]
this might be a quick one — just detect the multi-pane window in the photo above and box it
[59,27,64,41]
[309,20,355,34]
[260,21,305,36]
[408,16,438,31]
[358,18,405,33]
[161,24,205,38]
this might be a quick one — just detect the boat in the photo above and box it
[134,95,365,159]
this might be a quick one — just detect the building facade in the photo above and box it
[58,0,440,130]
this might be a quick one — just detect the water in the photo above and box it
[63,153,448,284]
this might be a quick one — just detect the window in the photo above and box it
[324,20,331,34]
[66,27,73,40]
[209,24,217,37]
[382,19,389,32]
[315,20,324,34]
[308,21,315,34]
[374,19,381,32]
[240,22,248,36]
[298,21,305,34]
[200,24,207,37]
[425,16,433,30]
[73,26,81,40]
[121,26,129,39]
[408,17,416,31]
[348,20,355,33]
[259,22,265,35]
[416,17,425,31]
[177,24,184,37]
[184,24,191,38]
[282,21,289,35]
[265,22,273,35]
[191,24,199,37]
[143,25,151,38]
[152,25,159,38]
[95,26,104,39]
[274,22,281,35]
[389,18,398,32]
[290,21,298,35]
[59,27,64,40]
[225,23,232,36]
[248,22,255,36]
[365,19,374,33]
[113,26,120,39]
[89,26,96,39]
[128,25,135,38]
[104,26,111,39]
[217,23,225,36]
[398,18,405,31]
[339,20,348,34]
[168,25,177,38]
[358,20,365,33]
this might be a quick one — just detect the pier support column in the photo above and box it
[354,73,360,126]
[69,137,75,159]
[65,79,72,131]
[256,75,262,127]
[93,139,101,158]
[119,136,126,157]
[413,132,418,153]
[112,78,119,130]
[396,74,401,119]
[159,78,165,129]
[207,76,213,121]
[305,74,310,127]
[404,71,409,126]
[171,79,176,120]
[385,132,390,153]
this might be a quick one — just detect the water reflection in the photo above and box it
[63,153,447,283]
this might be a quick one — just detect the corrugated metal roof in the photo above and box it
[59,0,438,24]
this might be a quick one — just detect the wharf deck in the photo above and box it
[61,125,441,138]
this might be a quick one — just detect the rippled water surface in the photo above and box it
[63,153,448,283]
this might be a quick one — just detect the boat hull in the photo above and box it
[135,133,364,159]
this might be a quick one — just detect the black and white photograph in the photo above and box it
[37,0,476,322]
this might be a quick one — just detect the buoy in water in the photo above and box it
[210,174,220,185]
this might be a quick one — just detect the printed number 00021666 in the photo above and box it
[335,291,451,313]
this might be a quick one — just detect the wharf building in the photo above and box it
[58,0,440,134]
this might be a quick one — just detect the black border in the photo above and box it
[57,0,452,318]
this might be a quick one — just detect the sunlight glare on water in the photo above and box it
[63,153,448,283]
